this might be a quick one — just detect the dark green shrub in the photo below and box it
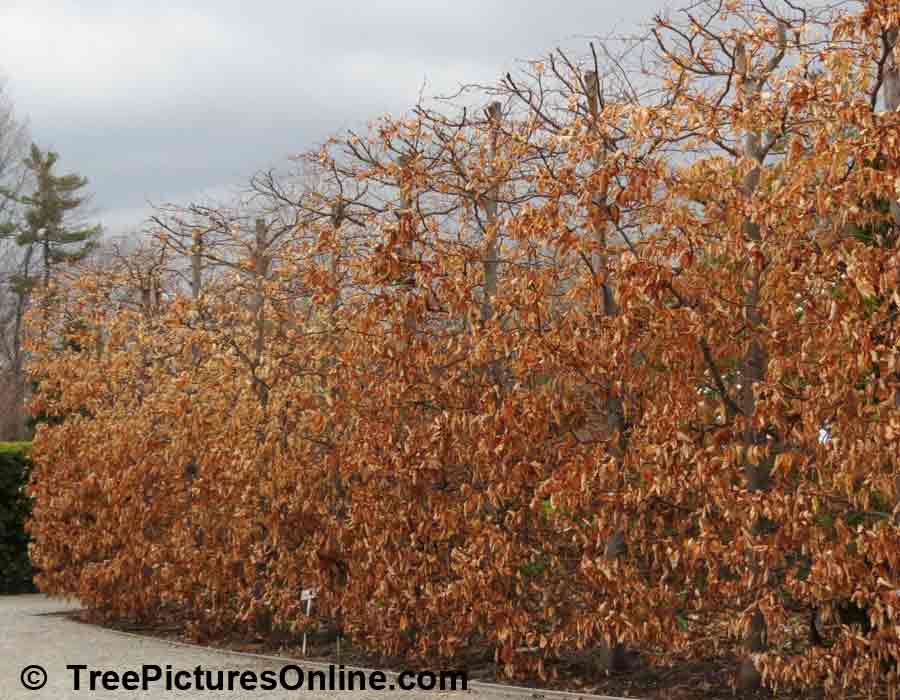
[0,442,35,594]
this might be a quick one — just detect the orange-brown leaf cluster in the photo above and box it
[24,1,900,695]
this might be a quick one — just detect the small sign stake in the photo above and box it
[301,588,316,656]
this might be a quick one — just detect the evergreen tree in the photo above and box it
[0,145,100,437]
[1,144,101,290]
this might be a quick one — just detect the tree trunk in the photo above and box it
[732,23,787,685]
[481,101,502,324]
[583,68,629,672]
[186,229,203,541]
[252,218,270,409]
[8,244,34,439]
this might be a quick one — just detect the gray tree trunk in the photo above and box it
[481,101,502,324]
[732,23,786,686]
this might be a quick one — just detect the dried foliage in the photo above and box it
[24,1,900,695]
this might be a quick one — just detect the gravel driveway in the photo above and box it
[1,595,475,700]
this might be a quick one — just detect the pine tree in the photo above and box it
[2,144,101,290]
[0,144,100,437]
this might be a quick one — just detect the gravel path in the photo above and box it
[1,595,473,700]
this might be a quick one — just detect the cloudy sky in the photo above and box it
[1,0,666,236]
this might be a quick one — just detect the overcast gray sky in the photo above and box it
[1,0,666,236]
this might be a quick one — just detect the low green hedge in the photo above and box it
[0,442,35,594]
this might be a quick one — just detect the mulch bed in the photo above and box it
[68,611,823,700]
